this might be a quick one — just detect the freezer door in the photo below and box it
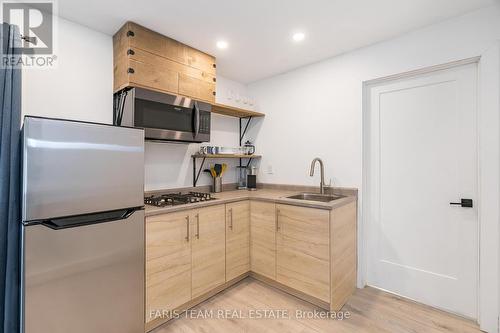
[22,117,144,222]
[22,210,145,333]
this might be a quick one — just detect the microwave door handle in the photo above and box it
[193,101,200,138]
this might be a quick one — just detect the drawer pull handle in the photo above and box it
[276,209,280,231]
[229,208,233,230]
[185,216,190,242]
[195,214,200,239]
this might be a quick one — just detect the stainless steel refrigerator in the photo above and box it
[21,116,145,333]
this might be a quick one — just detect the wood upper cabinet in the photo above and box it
[191,205,226,298]
[250,201,277,280]
[276,204,330,303]
[145,211,192,323]
[113,21,216,103]
[225,201,250,281]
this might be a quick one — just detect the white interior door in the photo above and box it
[365,62,478,319]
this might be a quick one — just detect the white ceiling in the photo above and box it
[57,0,495,83]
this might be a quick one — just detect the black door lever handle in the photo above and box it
[450,199,473,208]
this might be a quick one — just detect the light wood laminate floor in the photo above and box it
[152,277,480,333]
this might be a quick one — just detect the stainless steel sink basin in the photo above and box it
[286,193,345,202]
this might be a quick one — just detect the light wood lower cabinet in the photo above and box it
[145,211,191,323]
[145,199,356,331]
[191,205,226,298]
[250,201,277,279]
[276,204,331,303]
[225,201,250,281]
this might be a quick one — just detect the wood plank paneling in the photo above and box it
[128,59,179,94]
[128,22,185,64]
[184,46,216,75]
[178,73,216,103]
[131,48,215,85]
[113,21,216,103]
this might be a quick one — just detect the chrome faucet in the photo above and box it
[310,157,328,194]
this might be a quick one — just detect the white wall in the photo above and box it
[216,76,255,111]
[144,113,241,190]
[247,5,500,332]
[22,17,113,123]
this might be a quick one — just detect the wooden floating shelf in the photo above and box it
[192,154,261,159]
[211,103,265,118]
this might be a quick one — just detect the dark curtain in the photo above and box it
[0,23,22,333]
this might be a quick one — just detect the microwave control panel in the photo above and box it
[199,112,211,134]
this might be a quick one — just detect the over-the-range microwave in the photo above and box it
[114,87,211,143]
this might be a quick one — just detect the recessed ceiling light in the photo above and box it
[216,40,228,49]
[292,32,305,42]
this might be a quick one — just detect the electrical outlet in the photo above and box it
[266,164,274,174]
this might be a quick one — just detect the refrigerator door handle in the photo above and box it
[29,207,144,230]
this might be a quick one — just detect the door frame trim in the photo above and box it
[361,51,500,332]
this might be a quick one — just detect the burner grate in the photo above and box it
[144,192,215,207]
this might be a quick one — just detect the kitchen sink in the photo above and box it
[286,193,345,202]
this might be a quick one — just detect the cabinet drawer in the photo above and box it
[178,73,216,103]
[128,58,179,94]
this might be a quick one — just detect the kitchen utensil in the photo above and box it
[214,164,223,177]
[210,166,216,178]
[221,164,227,176]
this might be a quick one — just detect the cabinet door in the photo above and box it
[128,58,179,95]
[191,205,226,298]
[178,73,216,103]
[250,201,277,279]
[127,22,185,64]
[276,204,330,302]
[185,46,216,75]
[226,201,250,281]
[145,211,191,323]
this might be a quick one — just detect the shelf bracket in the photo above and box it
[192,156,206,187]
[239,116,253,170]
[239,116,253,145]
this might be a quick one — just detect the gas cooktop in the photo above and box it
[144,192,215,207]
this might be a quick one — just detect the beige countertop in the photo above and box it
[145,188,357,217]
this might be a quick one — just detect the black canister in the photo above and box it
[247,166,257,191]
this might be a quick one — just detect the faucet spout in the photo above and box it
[310,158,326,194]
